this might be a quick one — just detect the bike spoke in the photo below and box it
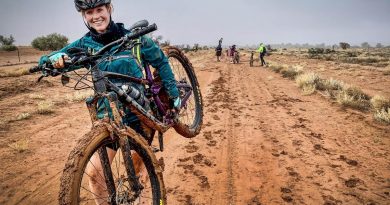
[80,186,109,202]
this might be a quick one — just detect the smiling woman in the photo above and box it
[34,0,183,204]
[82,5,111,33]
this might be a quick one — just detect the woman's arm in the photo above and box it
[140,36,179,99]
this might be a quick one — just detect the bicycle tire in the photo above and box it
[59,124,166,205]
[165,46,203,138]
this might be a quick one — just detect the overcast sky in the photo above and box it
[1,0,389,46]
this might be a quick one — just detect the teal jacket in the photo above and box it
[39,23,179,123]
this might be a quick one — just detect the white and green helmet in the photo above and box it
[74,0,111,12]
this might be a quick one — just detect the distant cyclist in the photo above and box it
[229,45,237,63]
[215,38,223,62]
[256,43,267,66]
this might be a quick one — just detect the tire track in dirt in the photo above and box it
[226,63,237,204]
[244,63,390,204]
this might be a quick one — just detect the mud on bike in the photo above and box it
[30,21,203,205]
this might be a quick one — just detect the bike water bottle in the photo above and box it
[123,85,150,109]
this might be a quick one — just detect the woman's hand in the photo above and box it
[49,52,69,69]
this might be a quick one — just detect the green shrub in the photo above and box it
[0,35,17,51]
[0,45,17,51]
[31,33,68,51]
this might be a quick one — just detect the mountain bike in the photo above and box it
[29,21,203,205]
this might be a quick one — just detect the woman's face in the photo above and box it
[83,5,111,33]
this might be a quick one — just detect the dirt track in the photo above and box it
[0,50,389,204]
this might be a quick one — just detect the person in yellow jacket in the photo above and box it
[256,43,267,66]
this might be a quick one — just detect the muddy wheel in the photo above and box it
[59,125,166,205]
[165,46,203,138]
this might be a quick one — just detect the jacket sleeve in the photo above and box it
[38,39,84,71]
[140,36,179,98]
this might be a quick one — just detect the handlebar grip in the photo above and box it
[29,66,42,73]
[127,23,158,40]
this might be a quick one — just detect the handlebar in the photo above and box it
[29,65,41,73]
[95,23,157,56]
[29,23,158,80]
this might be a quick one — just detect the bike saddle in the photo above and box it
[129,20,149,31]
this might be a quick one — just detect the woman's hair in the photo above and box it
[81,3,113,16]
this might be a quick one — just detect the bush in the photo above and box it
[296,73,322,95]
[370,95,390,111]
[281,66,303,79]
[0,35,17,51]
[374,108,390,124]
[0,45,17,51]
[308,48,324,55]
[336,85,371,111]
[31,33,68,51]
[339,42,350,50]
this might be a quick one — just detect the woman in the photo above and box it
[39,0,180,203]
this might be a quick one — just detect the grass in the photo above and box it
[319,78,344,91]
[15,112,31,121]
[65,90,94,102]
[269,65,284,73]
[0,67,30,78]
[29,93,45,100]
[370,95,390,124]
[281,66,303,79]
[374,108,390,124]
[295,73,321,95]
[37,100,55,114]
[8,138,29,153]
[370,95,390,111]
[336,86,371,111]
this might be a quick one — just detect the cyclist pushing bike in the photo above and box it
[34,0,203,204]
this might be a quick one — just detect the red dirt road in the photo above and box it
[0,50,389,204]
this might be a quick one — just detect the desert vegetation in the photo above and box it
[31,33,68,51]
[267,49,390,124]
[0,35,17,51]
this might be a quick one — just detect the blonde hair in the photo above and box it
[81,3,113,16]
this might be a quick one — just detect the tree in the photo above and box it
[339,42,350,50]
[193,43,199,52]
[31,33,68,51]
[376,43,383,48]
[361,42,370,49]
[0,35,17,51]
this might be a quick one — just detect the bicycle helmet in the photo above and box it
[74,0,111,12]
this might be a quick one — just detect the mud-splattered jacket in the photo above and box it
[39,22,179,123]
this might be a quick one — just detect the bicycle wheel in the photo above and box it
[59,124,166,205]
[165,46,203,138]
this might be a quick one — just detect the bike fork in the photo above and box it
[119,136,144,197]
[98,146,117,205]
